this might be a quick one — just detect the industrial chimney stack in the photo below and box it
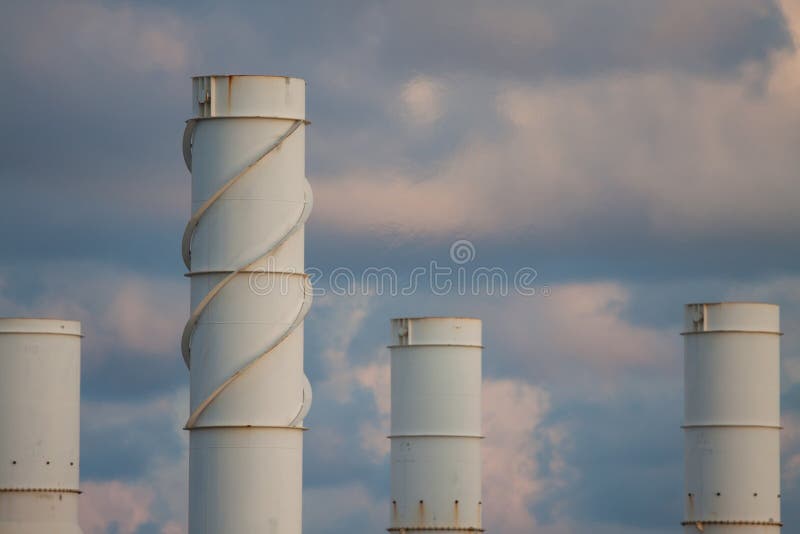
[389,317,484,533]
[0,318,84,534]
[682,302,782,532]
[181,75,312,534]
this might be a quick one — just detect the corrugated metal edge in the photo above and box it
[0,488,81,494]
[0,318,82,337]
[681,330,782,335]
[388,344,485,349]
[191,74,305,81]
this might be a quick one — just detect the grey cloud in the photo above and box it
[1,0,796,275]
[0,1,797,532]
[367,0,790,79]
[0,263,187,400]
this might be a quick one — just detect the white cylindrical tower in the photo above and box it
[682,302,781,532]
[0,318,83,534]
[182,75,312,534]
[389,317,484,533]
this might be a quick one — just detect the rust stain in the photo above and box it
[227,76,233,115]
[392,500,398,522]
[454,499,459,525]
[418,500,425,525]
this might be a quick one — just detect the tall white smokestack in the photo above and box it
[182,75,312,534]
[0,318,83,534]
[683,302,782,532]
[389,317,483,533]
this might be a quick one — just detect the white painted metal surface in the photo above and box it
[389,317,484,533]
[683,303,781,532]
[182,75,312,534]
[0,318,83,534]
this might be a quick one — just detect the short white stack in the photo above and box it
[389,317,484,533]
[682,302,781,532]
[0,318,84,534]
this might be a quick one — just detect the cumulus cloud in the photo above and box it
[399,75,446,126]
[0,264,185,365]
[0,0,190,250]
[0,1,797,533]
[79,458,188,534]
[9,0,189,78]
[80,481,155,534]
[314,294,375,400]
[106,277,185,357]
[351,362,392,462]
[313,0,800,244]
[490,282,675,390]
[80,388,189,533]
[310,294,393,461]
[483,379,572,531]
[367,0,787,79]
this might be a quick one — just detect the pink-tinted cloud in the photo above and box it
[14,0,189,79]
[0,264,186,365]
[491,282,675,389]
[782,413,800,489]
[106,277,185,357]
[80,389,189,533]
[80,481,154,534]
[312,0,800,242]
[482,379,572,531]
[399,75,446,126]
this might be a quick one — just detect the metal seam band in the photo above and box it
[0,332,84,338]
[187,425,308,431]
[181,117,313,431]
[387,528,484,532]
[388,434,484,439]
[188,116,310,123]
[682,424,782,430]
[0,488,81,494]
[185,270,309,278]
[681,520,782,526]
[388,344,485,349]
[681,330,782,336]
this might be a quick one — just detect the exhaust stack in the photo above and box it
[0,318,83,534]
[182,75,312,534]
[682,302,781,532]
[389,317,484,533]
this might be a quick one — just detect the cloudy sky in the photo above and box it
[1,1,800,532]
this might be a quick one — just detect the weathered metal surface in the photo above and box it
[183,75,311,534]
[682,303,781,533]
[681,520,783,526]
[0,488,82,494]
[386,528,485,532]
[0,318,83,534]
[389,317,483,534]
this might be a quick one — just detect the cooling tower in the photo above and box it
[0,318,83,534]
[389,317,484,533]
[682,302,781,532]
[181,75,312,534]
